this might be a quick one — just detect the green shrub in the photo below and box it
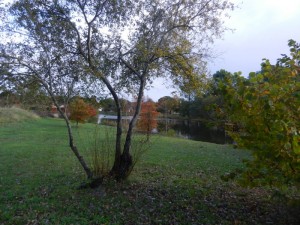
[166,129,176,137]
[160,128,177,137]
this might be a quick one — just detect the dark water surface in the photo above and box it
[172,120,231,144]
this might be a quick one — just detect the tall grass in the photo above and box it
[89,125,114,177]
[75,123,152,178]
[75,124,115,178]
[0,107,40,124]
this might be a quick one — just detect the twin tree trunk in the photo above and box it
[109,104,134,181]
[66,57,146,182]
[110,79,145,181]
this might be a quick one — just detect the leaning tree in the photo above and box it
[0,0,103,179]
[1,0,235,182]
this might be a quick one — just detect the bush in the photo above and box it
[165,129,176,137]
[222,40,300,186]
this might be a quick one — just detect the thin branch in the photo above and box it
[120,57,142,79]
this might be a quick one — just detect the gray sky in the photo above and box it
[146,0,300,101]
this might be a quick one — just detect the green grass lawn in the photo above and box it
[0,117,299,224]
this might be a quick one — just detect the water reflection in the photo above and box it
[163,120,231,144]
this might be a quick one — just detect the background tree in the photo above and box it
[157,96,180,132]
[137,99,159,140]
[179,95,221,122]
[210,69,234,95]
[69,98,97,126]
[99,98,117,113]
[183,69,242,124]
[221,40,300,186]
[83,96,101,109]
[157,96,179,115]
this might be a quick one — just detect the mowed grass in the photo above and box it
[0,116,299,224]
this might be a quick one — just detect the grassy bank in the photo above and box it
[0,107,39,124]
[0,118,299,224]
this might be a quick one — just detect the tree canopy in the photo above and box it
[157,96,180,115]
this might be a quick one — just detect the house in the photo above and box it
[50,104,69,117]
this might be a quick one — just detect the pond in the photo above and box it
[98,114,232,144]
[161,120,232,144]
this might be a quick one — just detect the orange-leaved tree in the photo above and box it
[69,98,97,126]
[137,99,159,139]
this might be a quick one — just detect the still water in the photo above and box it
[98,115,231,144]
[167,120,230,144]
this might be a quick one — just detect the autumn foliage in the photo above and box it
[69,98,97,125]
[137,100,159,137]
[221,40,300,186]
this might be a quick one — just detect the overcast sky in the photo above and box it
[145,0,300,101]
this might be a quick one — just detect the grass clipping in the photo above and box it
[0,107,40,124]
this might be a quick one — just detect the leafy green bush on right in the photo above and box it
[221,40,300,187]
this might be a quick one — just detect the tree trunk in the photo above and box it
[101,78,123,178]
[110,105,123,176]
[113,152,133,181]
[111,79,145,180]
[88,67,125,180]
[50,95,94,179]
[65,119,93,179]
